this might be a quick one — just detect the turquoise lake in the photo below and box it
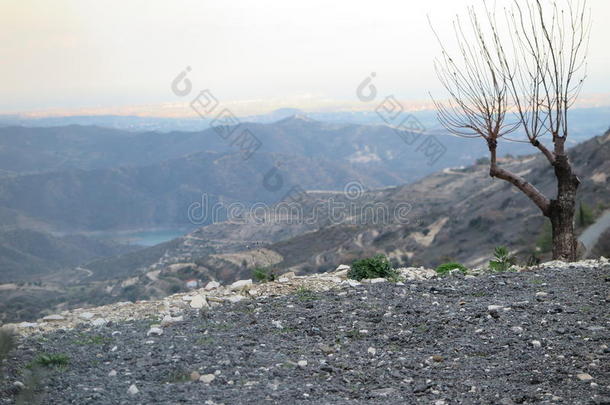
[103,229,192,246]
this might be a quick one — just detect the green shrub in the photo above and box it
[489,246,516,272]
[28,353,70,368]
[435,262,468,276]
[252,267,277,283]
[348,254,398,281]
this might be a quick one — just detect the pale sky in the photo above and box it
[1,0,609,115]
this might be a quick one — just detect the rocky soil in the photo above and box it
[1,260,609,404]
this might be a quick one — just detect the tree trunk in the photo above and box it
[548,153,580,261]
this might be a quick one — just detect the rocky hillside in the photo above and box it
[0,229,136,283]
[1,259,608,404]
[92,129,610,290]
[1,130,607,324]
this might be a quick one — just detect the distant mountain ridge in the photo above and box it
[0,128,607,323]
[0,118,546,234]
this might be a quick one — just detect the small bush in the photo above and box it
[435,262,468,276]
[489,246,516,272]
[348,254,398,281]
[28,353,70,369]
[252,267,277,283]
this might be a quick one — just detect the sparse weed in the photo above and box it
[28,353,70,369]
[345,329,365,340]
[435,262,468,276]
[164,368,192,383]
[295,287,318,302]
[196,336,214,345]
[73,333,112,346]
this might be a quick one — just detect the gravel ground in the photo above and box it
[1,263,609,404]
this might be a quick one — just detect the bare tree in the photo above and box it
[431,0,591,261]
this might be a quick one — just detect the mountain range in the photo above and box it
[0,117,546,234]
[0,118,608,323]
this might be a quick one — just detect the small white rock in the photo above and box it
[204,281,221,290]
[13,381,25,389]
[108,370,117,377]
[576,373,593,381]
[511,326,524,333]
[160,315,183,327]
[79,312,96,320]
[200,374,216,383]
[369,278,386,284]
[297,360,308,368]
[42,314,65,322]
[272,320,283,329]
[531,340,542,348]
[147,327,163,336]
[367,347,377,355]
[127,384,139,395]
[91,318,108,327]
[230,279,252,291]
[535,291,548,297]
[487,305,504,312]
[190,295,208,309]
[226,295,245,303]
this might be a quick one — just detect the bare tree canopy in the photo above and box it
[430,0,591,261]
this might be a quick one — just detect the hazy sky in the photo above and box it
[1,0,609,115]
